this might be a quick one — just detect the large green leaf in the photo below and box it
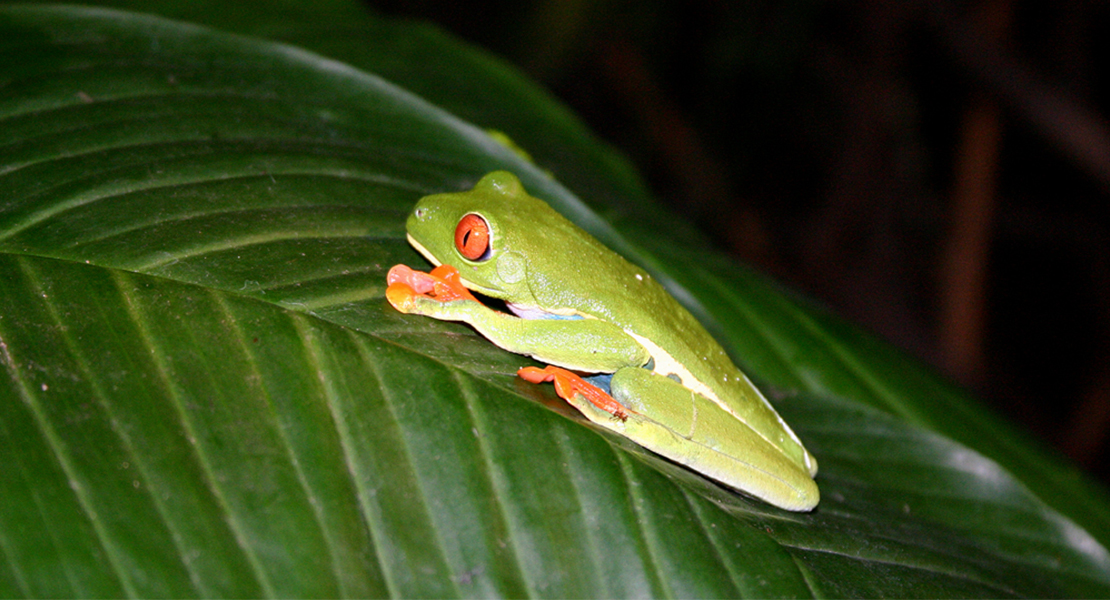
[1,4,1108,597]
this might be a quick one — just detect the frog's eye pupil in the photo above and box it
[455,213,491,261]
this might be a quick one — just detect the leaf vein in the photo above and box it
[115,271,274,596]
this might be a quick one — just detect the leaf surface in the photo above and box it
[1,4,1108,597]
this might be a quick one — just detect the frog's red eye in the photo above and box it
[454,213,491,261]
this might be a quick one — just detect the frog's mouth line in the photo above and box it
[406,233,439,267]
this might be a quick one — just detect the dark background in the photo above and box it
[369,0,1110,484]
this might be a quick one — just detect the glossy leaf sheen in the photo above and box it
[0,4,1108,597]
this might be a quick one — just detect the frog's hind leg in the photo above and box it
[606,368,819,512]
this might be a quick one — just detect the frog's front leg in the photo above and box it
[387,265,650,373]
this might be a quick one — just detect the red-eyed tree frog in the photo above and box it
[386,171,819,511]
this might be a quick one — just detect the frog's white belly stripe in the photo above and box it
[625,331,721,404]
[733,367,812,472]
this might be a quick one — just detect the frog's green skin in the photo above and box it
[399,171,819,511]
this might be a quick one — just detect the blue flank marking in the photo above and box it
[584,372,614,394]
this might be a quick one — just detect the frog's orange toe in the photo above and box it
[387,264,437,294]
[517,366,552,384]
[385,282,417,312]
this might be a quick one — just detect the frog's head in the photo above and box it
[405,171,584,306]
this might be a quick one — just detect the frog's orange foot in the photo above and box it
[518,365,630,421]
[386,264,479,313]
